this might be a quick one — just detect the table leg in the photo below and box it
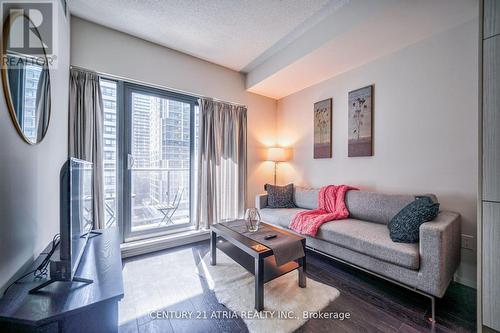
[298,256,306,288]
[210,230,217,266]
[255,257,264,311]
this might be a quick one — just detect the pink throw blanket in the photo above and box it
[289,185,357,236]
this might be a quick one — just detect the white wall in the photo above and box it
[70,17,277,208]
[0,4,71,292]
[276,20,478,287]
[70,15,478,287]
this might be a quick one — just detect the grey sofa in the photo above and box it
[256,186,461,316]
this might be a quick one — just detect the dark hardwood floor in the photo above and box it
[118,240,476,333]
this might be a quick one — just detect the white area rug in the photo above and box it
[196,250,340,333]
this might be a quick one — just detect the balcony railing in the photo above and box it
[103,167,191,230]
[131,168,190,231]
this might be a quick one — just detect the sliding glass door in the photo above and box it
[123,83,197,241]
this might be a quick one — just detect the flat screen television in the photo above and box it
[54,158,94,281]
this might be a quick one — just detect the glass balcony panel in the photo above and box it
[130,169,190,231]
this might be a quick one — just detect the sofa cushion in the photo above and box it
[290,188,436,225]
[345,191,416,225]
[316,219,420,270]
[388,196,440,243]
[260,207,308,229]
[294,186,319,209]
[265,183,296,208]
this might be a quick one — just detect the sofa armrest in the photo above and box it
[418,211,461,297]
[256,194,268,210]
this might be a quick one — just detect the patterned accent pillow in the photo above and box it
[388,196,440,243]
[264,183,296,208]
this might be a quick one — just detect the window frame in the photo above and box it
[99,78,121,233]
[122,82,198,242]
[99,77,199,243]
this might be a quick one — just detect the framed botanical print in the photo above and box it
[348,85,373,157]
[314,98,332,159]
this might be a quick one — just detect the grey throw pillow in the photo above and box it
[265,183,296,208]
[388,196,440,243]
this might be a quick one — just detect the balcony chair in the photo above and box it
[156,188,184,226]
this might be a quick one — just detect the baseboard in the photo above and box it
[454,274,476,289]
[121,229,210,259]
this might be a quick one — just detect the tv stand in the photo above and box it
[82,230,102,239]
[0,228,123,333]
[28,276,93,294]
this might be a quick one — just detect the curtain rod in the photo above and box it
[69,65,247,108]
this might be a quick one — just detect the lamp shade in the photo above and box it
[266,147,289,162]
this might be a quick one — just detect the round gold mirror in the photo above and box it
[1,11,51,145]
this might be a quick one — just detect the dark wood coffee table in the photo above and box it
[210,221,306,311]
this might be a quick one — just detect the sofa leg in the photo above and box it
[306,245,440,324]
[429,296,436,323]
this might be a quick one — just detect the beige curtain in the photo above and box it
[68,69,105,230]
[195,99,247,229]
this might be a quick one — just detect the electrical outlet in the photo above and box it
[461,234,474,250]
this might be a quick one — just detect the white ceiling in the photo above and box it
[247,0,479,99]
[67,0,337,72]
[68,0,478,100]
